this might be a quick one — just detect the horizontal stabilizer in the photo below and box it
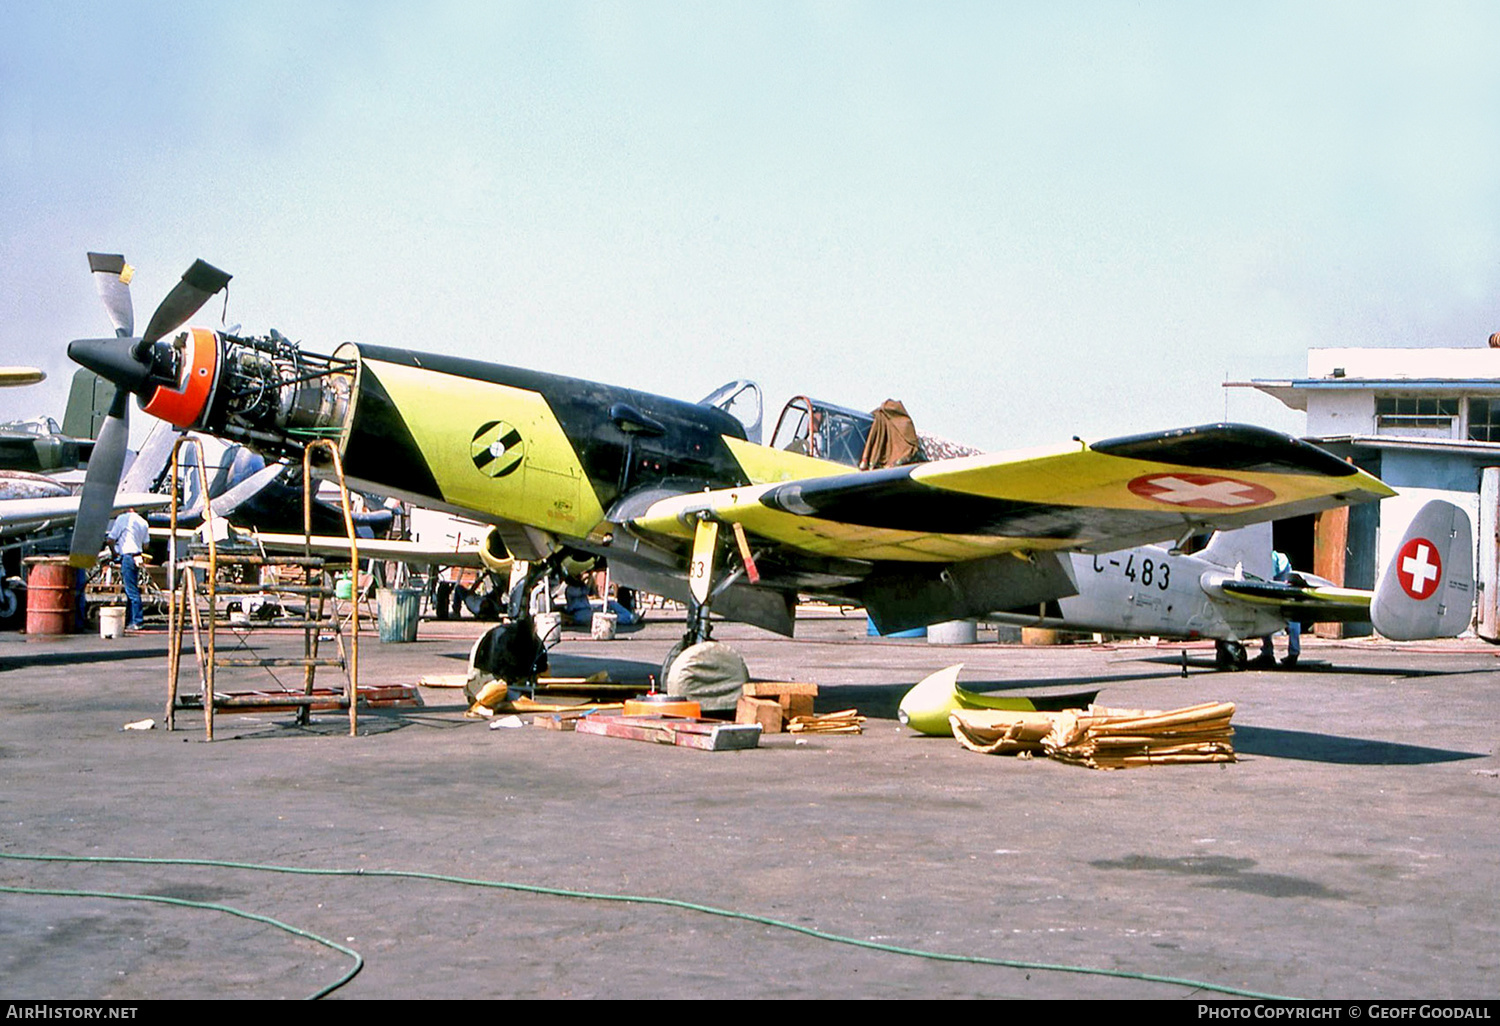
[1216,577,1371,623]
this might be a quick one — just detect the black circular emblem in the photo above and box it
[471,421,524,478]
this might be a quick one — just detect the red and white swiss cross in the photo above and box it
[1396,537,1442,600]
[1127,473,1275,509]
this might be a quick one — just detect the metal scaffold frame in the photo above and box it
[164,436,362,740]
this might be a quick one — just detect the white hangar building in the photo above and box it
[1230,344,1500,639]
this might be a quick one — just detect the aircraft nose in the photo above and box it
[68,336,153,394]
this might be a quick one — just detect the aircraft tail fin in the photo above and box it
[63,368,113,441]
[1371,500,1473,640]
[1198,521,1272,580]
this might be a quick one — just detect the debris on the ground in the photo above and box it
[121,718,155,731]
[464,679,509,718]
[897,663,1099,736]
[737,695,784,733]
[575,713,761,751]
[736,680,818,734]
[950,702,1236,769]
[787,709,866,735]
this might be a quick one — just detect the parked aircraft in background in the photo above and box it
[0,368,165,625]
[987,499,1473,666]
[0,416,94,475]
[68,253,1398,685]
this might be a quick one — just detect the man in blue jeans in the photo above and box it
[105,507,150,630]
[1250,550,1301,669]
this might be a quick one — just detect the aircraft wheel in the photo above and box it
[0,583,20,630]
[659,639,687,688]
[1214,640,1247,671]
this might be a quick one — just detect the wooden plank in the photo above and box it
[743,681,819,698]
[781,694,815,719]
[214,657,344,668]
[176,684,419,712]
[736,695,783,734]
[575,714,761,751]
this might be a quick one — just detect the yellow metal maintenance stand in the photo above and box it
[165,437,362,740]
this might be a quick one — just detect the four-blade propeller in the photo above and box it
[66,254,231,567]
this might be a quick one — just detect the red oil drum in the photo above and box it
[24,557,77,634]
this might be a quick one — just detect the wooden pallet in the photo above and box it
[574,714,761,751]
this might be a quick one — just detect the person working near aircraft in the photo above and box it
[1250,550,1301,669]
[105,506,150,631]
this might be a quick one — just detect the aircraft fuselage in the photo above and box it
[989,545,1286,642]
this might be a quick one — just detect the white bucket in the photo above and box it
[590,611,618,640]
[534,611,562,646]
[99,606,127,639]
[927,619,979,645]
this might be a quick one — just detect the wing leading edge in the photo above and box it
[629,424,1393,563]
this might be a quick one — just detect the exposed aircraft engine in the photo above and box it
[191,331,356,457]
[76,327,358,460]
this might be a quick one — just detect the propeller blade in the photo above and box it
[119,420,183,495]
[207,462,287,520]
[140,259,232,346]
[87,252,135,338]
[68,389,131,568]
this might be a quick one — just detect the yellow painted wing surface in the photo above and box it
[1217,579,1372,622]
[633,424,1393,563]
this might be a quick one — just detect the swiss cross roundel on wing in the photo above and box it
[1126,473,1275,509]
[1396,537,1442,600]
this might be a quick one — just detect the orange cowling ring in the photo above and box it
[141,326,219,428]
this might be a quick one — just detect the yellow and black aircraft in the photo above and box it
[67,255,1395,669]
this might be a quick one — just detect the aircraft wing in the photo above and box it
[628,424,1394,562]
[0,493,169,541]
[0,367,45,387]
[151,527,490,569]
[249,531,489,569]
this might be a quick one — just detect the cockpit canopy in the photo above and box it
[770,396,874,467]
[698,380,763,444]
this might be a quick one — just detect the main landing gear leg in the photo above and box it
[659,516,755,699]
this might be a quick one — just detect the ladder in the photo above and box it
[164,437,363,740]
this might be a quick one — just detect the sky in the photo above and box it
[3,1,1499,454]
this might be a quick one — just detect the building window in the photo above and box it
[1375,397,1458,436]
[1468,399,1500,442]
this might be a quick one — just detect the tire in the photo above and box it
[659,639,688,690]
[1214,640,1247,671]
[664,641,749,714]
[0,584,20,630]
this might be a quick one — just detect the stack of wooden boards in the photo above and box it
[949,702,1236,769]
[787,710,865,734]
[735,681,827,734]
[575,714,762,751]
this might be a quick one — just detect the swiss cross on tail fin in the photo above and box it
[1371,501,1474,640]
